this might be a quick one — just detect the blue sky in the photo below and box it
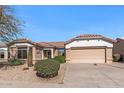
[14,5,124,42]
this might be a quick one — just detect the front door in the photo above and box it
[44,50,52,59]
[48,50,51,59]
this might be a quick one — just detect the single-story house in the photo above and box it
[65,34,116,63]
[7,39,65,66]
[0,34,117,65]
[113,38,124,61]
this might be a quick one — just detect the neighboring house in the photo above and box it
[65,34,116,63]
[113,38,124,61]
[0,43,8,62]
[8,39,65,66]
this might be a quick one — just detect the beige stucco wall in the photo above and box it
[10,47,17,58]
[65,49,71,62]
[4,50,8,60]
[35,47,42,61]
[106,48,113,64]
[54,49,59,57]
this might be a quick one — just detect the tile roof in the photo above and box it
[38,42,65,48]
[8,38,43,47]
[12,38,33,43]
[66,34,116,44]
[8,38,65,48]
[37,42,55,48]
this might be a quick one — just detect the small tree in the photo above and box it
[0,5,23,42]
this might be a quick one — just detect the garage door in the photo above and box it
[68,48,105,63]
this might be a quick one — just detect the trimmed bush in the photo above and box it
[35,59,60,78]
[54,56,65,64]
[113,54,123,62]
[9,58,23,66]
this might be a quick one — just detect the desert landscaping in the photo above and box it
[0,63,66,86]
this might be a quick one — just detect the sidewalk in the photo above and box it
[106,62,124,69]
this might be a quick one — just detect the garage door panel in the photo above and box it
[69,48,105,63]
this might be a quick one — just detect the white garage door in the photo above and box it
[69,48,105,63]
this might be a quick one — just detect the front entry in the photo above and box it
[44,50,52,59]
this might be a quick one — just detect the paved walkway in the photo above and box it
[107,62,124,69]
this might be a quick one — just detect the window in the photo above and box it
[18,47,27,59]
[58,48,65,56]
[0,51,4,59]
[44,50,51,59]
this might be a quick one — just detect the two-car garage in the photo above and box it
[66,47,106,63]
[65,34,115,64]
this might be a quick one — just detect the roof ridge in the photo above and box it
[75,34,102,38]
[43,42,56,47]
[38,42,55,47]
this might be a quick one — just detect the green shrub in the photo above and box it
[113,54,123,62]
[54,56,65,64]
[35,59,60,78]
[9,58,23,66]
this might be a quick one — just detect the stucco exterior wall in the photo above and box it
[65,39,113,49]
[10,47,17,57]
[35,47,42,61]
[106,48,113,63]
[65,49,71,62]
[54,49,59,57]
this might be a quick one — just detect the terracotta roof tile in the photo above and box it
[38,42,65,48]
[38,42,55,48]
[48,42,65,48]
[8,38,43,47]
[8,38,65,48]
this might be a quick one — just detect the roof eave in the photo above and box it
[65,37,116,45]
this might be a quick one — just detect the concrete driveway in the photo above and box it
[63,63,124,88]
